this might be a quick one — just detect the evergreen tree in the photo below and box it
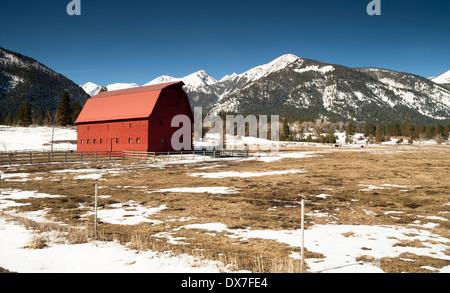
[56,92,73,126]
[363,122,375,137]
[70,102,82,124]
[445,124,450,139]
[4,112,14,126]
[0,111,3,125]
[17,101,32,127]
[435,123,444,136]
[99,86,108,93]
[375,125,385,143]
[345,121,356,143]
[34,108,45,125]
[393,121,401,136]
[282,119,290,141]
[406,123,416,139]
[325,128,336,143]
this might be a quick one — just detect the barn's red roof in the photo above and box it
[75,81,185,124]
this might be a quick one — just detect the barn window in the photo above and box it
[116,138,119,144]
[100,139,103,144]
[93,139,97,144]
[136,138,140,144]
[87,139,90,144]
[128,138,132,144]
[81,139,84,145]
[161,138,164,144]
[129,123,133,129]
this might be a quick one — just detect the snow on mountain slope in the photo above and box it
[78,54,449,123]
[81,82,101,97]
[430,70,450,84]
[80,82,139,96]
[226,54,301,84]
[145,75,178,86]
[106,83,139,91]
[0,47,55,76]
[144,70,217,91]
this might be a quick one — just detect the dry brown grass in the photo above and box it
[1,144,449,273]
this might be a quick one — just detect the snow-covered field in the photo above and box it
[1,186,448,273]
[0,126,77,151]
[1,126,449,273]
[0,218,230,273]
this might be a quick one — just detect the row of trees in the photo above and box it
[0,92,82,127]
[361,121,450,141]
[281,119,450,143]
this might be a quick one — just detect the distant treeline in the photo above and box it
[283,119,450,143]
[0,92,81,127]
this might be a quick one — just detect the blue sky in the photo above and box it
[1,0,449,86]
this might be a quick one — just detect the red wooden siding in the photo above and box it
[77,119,149,153]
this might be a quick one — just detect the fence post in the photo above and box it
[300,199,305,273]
[94,184,98,239]
[29,152,32,164]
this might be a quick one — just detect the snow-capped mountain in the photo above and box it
[80,82,139,97]
[106,83,139,91]
[144,70,217,92]
[80,54,450,124]
[225,54,301,83]
[187,54,450,124]
[81,82,102,97]
[82,71,217,97]
[430,70,450,90]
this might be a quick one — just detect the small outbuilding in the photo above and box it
[74,81,193,154]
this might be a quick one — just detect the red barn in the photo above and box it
[74,81,193,154]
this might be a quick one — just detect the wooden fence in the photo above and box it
[0,151,124,165]
[0,148,249,165]
[122,149,249,161]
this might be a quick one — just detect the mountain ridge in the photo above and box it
[0,46,89,117]
[77,54,449,124]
